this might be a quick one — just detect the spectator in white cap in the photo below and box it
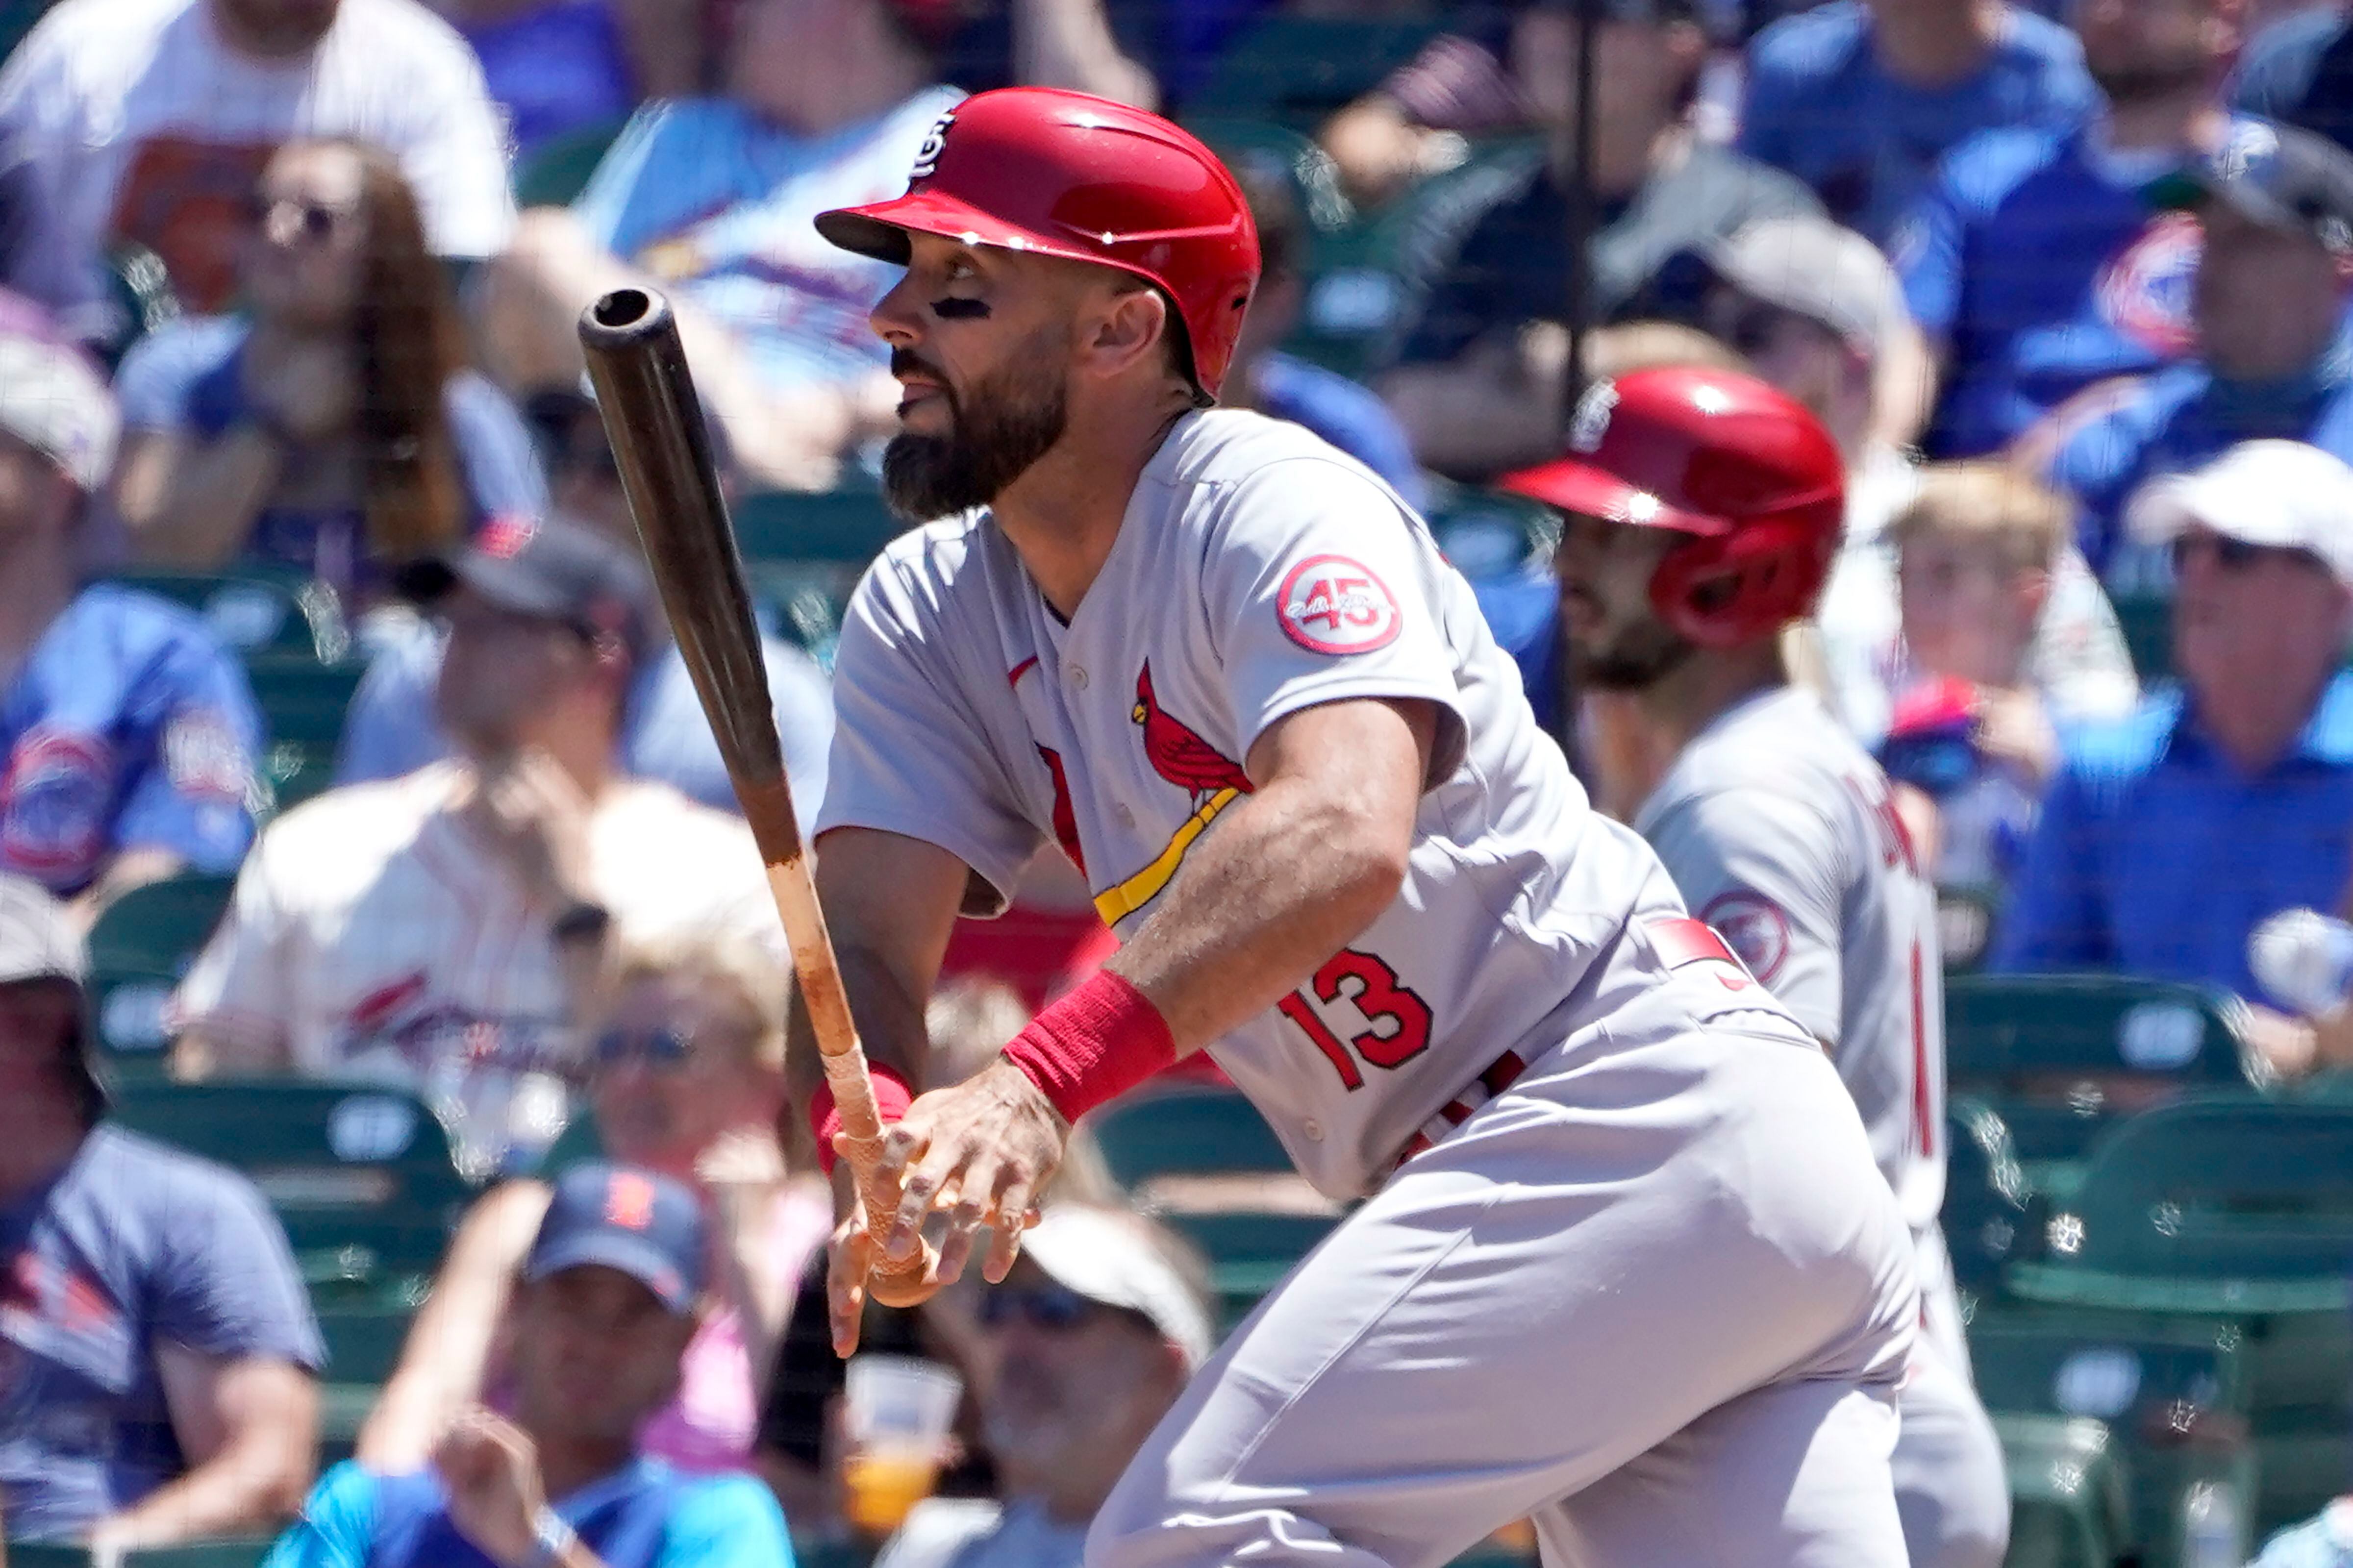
[1995,439,2353,1076]
[1697,216,2141,747]
[0,288,264,930]
[872,1203,1214,1568]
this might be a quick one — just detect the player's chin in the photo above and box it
[894,388,954,431]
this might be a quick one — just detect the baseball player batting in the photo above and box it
[1500,369,2010,1568]
[803,87,1919,1567]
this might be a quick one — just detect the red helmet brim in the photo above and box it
[819,189,1135,274]
[1495,457,1731,538]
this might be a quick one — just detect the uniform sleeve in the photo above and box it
[393,36,517,259]
[261,1463,380,1568]
[657,1475,797,1568]
[571,102,676,253]
[112,623,263,871]
[335,618,453,785]
[1196,456,1468,778]
[153,1160,326,1371]
[171,824,299,1052]
[814,552,1045,911]
[1642,787,1848,1045]
[446,373,552,526]
[1988,765,2109,972]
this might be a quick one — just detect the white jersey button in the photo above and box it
[1115,803,1135,827]
[1067,664,1089,689]
[1302,1119,1325,1141]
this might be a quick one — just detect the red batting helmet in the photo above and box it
[815,87,1259,400]
[1497,367,1845,648]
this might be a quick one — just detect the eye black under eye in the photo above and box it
[932,297,990,320]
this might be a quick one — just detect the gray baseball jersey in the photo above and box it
[821,409,1746,1198]
[1635,685,1947,1239]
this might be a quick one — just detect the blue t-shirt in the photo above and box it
[1989,672,2353,996]
[1738,0,2098,243]
[573,88,964,396]
[1251,349,1426,509]
[1,584,262,896]
[1896,120,2211,457]
[2040,318,2353,575]
[264,1457,795,1568]
[113,316,551,599]
[0,1127,323,1543]
[332,614,834,815]
[462,0,636,154]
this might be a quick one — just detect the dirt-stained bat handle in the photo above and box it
[577,287,931,1307]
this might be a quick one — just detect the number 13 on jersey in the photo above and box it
[1278,948,1434,1090]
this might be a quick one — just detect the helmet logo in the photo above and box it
[910,109,956,180]
[1568,380,1619,454]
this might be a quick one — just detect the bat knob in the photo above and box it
[867,1242,944,1309]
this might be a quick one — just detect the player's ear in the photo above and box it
[1081,283,1176,382]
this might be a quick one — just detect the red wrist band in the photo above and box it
[1001,970,1176,1123]
[808,1064,913,1176]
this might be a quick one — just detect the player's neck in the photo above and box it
[994,402,1192,621]
[1634,646,1790,762]
[1871,0,2005,87]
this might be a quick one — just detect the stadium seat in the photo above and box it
[108,1079,473,1303]
[107,565,350,663]
[5,1543,275,1568]
[1158,1207,1340,1333]
[1943,974,2255,1195]
[313,1300,418,1460]
[86,870,234,975]
[1188,15,1447,129]
[732,487,904,566]
[512,116,628,209]
[1942,1096,2037,1305]
[1992,1414,2132,1568]
[89,964,182,1083]
[2112,591,2172,683]
[1185,117,1357,238]
[243,655,366,818]
[1086,1083,1292,1192]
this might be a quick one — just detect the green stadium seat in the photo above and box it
[2113,593,2172,683]
[1188,15,1447,129]
[89,964,182,1082]
[513,116,629,209]
[109,1079,473,1302]
[313,1301,418,1458]
[1943,1097,2037,1305]
[1185,117,1357,238]
[245,657,366,751]
[534,1107,604,1175]
[1159,1208,1340,1333]
[1944,974,2255,1194]
[5,1543,275,1568]
[732,487,905,566]
[1993,1413,2131,1568]
[746,560,851,660]
[106,566,349,663]
[1086,1083,1292,1192]
[87,871,234,975]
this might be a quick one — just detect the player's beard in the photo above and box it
[881,339,1070,523]
[1565,616,1697,692]
[2086,55,2207,105]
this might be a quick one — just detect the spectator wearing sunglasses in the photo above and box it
[871,1204,1214,1568]
[357,930,831,1479]
[1993,440,2353,1077]
[1691,217,2137,748]
[109,138,546,604]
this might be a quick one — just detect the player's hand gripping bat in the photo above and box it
[577,286,937,1310]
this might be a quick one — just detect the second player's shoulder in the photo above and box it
[1639,687,1876,834]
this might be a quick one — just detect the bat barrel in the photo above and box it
[577,288,794,860]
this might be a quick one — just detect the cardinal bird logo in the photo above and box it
[1132,662,1253,806]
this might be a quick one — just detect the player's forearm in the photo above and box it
[1378,356,1563,479]
[1107,775,1410,1053]
[1013,0,1159,108]
[92,1419,314,1548]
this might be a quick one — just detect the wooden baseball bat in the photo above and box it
[577,286,934,1309]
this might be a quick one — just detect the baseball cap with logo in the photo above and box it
[0,289,120,493]
[524,1162,707,1314]
[2147,120,2353,256]
[1700,215,1909,356]
[2126,439,2353,589]
[1015,1204,1216,1370]
[400,513,655,661]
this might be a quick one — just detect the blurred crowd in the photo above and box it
[6,0,2353,1559]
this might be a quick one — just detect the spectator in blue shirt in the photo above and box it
[110,139,549,606]
[265,1162,795,1568]
[0,873,323,1551]
[0,291,262,921]
[1218,159,1427,509]
[2035,120,2353,577]
[1896,0,2244,458]
[1739,0,2097,244]
[1993,440,2353,1076]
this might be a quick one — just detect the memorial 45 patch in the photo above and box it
[1277,555,1401,655]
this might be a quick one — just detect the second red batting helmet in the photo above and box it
[815,87,1260,400]
[1497,367,1845,648]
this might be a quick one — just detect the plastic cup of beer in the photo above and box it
[842,1354,963,1535]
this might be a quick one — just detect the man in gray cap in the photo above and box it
[0,873,322,1552]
